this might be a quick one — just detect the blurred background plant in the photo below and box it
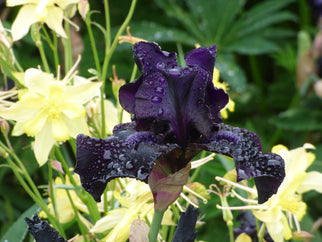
[0,0,321,241]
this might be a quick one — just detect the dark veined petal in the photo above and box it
[172,205,199,242]
[119,42,229,145]
[25,214,66,242]
[75,123,177,202]
[202,123,285,203]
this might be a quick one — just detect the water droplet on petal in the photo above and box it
[151,96,162,103]
[126,161,134,170]
[156,62,165,69]
[149,80,154,86]
[118,154,126,162]
[158,108,164,117]
[103,150,111,160]
[168,68,181,77]
[155,87,164,94]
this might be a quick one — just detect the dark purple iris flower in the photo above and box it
[308,0,322,16]
[75,42,285,208]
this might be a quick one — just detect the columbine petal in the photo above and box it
[55,0,80,10]
[7,0,39,6]
[11,5,38,41]
[23,110,48,136]
[61,102,85,119]
[34,122,55,166]
[65,82,102,104]
[51,116,70,141]
[202,123,285,203]
[297,171,322,193]
[25,68,53,95]
[44,6,67,38]
[0,101,38,122]
[75,123,177,202]
[61,115,89,138]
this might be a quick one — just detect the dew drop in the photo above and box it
[155,87,164,94]
[151,96,162,103]
[118,154,126,162]
[125,161,134,170]
[159,77,165,84]
[103,150,111,160]
[149,80,154,86]
[156,62,165,69]
[157,108,164,117]
[168,68,181,77]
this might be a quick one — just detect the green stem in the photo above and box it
[104,0,111,51]
[85,17,101,74]
[37,42,50,73]
[62,21,73,74]
[52,33,60,72]
[258,223,266,242]
[228,223,234,242]
[148,209,165,242]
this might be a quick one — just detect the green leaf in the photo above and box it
[225,36,279,55]
[216,54,247,93]
[1,203,40,242]
[129,21,197,45]
[271,108,322,131]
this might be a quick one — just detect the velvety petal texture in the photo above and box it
[75,42,285,207]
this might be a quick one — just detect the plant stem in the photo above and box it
[85,16,101,74]
[37,41,50,73]
[148,209,165,242]
[228,223,234,242]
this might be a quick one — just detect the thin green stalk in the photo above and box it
[258,223,266,242]
[148,209,165,242]
[104,0,111,50]
[52,33,60,71]
[48,163,60,221]
[129,63,138,83]
[5,155,65,237]
[101,0,137,82]
[37,42,50,73]
[228,223,234,242]
[85,17,101,74]
[63,21,73,73]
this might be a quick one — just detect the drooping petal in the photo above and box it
[202,123,285,203]
[65,82,102,105]
[44,6,67,38]
[11,5,38,41]
[34,122,56,166]
[75,123,178,202]
[25,214,66,242]
[55,0,80,10]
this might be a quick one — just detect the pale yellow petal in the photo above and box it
[61,115,89,137]
[281,213,292,240]
[51,116,70,141]
[91,208,127,233]
[25,68,54,95]
[44,6,67,38]
[0,101,38,121]
[235,233,252,242]
[61,102,85,119]
[104,99,118,135]
[266,220,284,242]
[7,0,39,6]
[11,5,38,41]
[253,205,281,223]
[297,171,322,194]
[55,0,80,9]
[12,121,25,136]
[34,122,56,166]
[65,82,102,104]
[23,110,48,136]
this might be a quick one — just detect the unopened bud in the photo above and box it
[0,119,10,137]
[292,230,314,240]
[0,146,8,158]
[50,160,65,174]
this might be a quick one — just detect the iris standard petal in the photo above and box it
[202,123,285,203]
[11,5,38,41]
[75,123,177,202]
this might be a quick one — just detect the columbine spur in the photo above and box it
[75,42,285,210]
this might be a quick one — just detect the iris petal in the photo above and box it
[202,123,285,203]
[75,123,177,202]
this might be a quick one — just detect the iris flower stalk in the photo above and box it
[74,42,285,241]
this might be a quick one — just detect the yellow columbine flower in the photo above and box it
[90,178,174,242]
[217,143,322,242]
[0,63,101,166]
[7,0,80,41]
[212,67,235,119]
